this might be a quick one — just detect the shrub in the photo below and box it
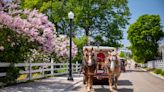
[154,69,162,74]
[5,63,20,84]
[161,70,164,76]
[145,68,155,71]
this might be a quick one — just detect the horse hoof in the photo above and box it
[110,87,114,92]
[87,89,91,92]
[109,90,113,92]
[87,87,91,92]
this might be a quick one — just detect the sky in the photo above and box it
[122,0,164,47]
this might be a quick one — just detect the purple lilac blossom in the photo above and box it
[0,1,77,58]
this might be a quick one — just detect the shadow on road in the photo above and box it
[94,85,134,92]
[93,79,133,86]
[118,80,133,86]
[71,79,134,92]
[118,88,134,92]
[91,79,133,92]
[94,85,109,92]
[70,85,84,91]
[0,80,76,92]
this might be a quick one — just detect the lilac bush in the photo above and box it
[0,10,56,53]
[0,1,77,61]
[55,35,78,59]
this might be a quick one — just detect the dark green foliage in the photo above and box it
[161,71,164,76]
[73,36,88,62]
[0,27,38,63]
[154,68,162,74]
[4,63,20,84]
[21,0,130,47]
[127,15,164,63]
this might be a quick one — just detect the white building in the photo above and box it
[159,44,164,60]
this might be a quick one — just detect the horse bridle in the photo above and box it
[83,52,96,68]
[106,55,119,68]
[82,48,97,68]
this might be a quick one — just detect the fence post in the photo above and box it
[29,60,32,80]
[42,63,45,78]
[75,61,78,73]
[162,48,164,61]
[51,58,54,76]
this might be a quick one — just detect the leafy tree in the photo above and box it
[119,51,125,58]
[127,14,164,63]
[21,0,130,47]
[0,1,78,63]
[73,36,88,62]
[0,27,38,63]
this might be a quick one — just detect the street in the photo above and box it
[70,69,164,92]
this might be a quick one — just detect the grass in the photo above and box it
[17,73,42,81]
[17,74,28,81]
[56,69,67,73]
[160,71,164,76]
[153,69,162,74]
[144,67,155,71]
[143,68,164,77]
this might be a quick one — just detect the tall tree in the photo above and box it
[127,14,164,63]
[73,36,88,62]
[21,0,130,47]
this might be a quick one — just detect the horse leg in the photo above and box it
[85,75,88,87]
[83,74,87,85]
[87,75,91,92]
[108,74,114,92]
[90,75,94,89]
[114,75,118,90]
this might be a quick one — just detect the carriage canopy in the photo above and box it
[83,46,117,62]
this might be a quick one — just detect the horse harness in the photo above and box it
[106,55,120,68]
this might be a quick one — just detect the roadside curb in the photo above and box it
[150,72,164,80]
[140,68,147,72]
[141,68,164,80]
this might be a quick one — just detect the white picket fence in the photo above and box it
[0,61,81,83]
[147,60,164,70]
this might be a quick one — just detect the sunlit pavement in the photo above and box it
[1,69,164,92]
[0,74,83,92]
[69,68,164,92]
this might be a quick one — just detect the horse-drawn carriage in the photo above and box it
[82,46,121,92]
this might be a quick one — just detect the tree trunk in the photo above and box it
[85,28,89,36]
[85,27,90,45]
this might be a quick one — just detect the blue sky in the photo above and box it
[122,0,164,47]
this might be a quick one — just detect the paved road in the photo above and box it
[70,69,164,92]
[1,69,164,92]
[0,74,83,92]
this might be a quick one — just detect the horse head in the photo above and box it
[106,51,118,71]
[83,48,96,67]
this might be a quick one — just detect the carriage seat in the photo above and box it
[97,53,105,62]
[97,53,105,70]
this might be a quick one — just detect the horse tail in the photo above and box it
[110,60,115,71]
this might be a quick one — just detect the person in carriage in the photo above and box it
[120,58,126,72]
[96,49,106,70]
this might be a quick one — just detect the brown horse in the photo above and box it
[105,51,121,91]
[82,48,96,92]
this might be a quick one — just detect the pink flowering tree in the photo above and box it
[0,1,77,63]
[54,35,78,61]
